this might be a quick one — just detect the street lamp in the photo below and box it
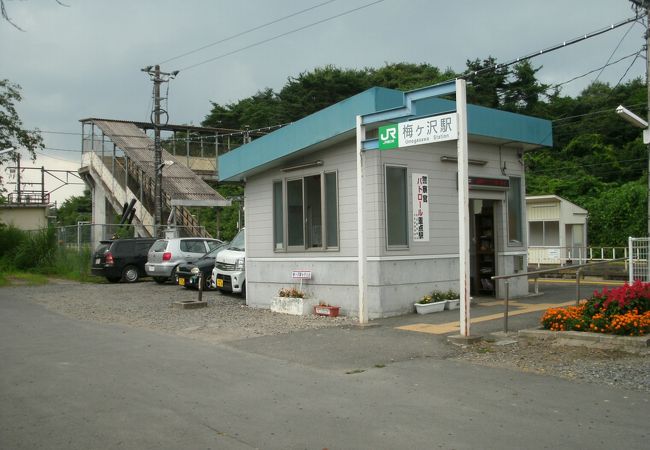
[616,105,649,130]
[157,160,174,171]
[0,147,15,156]
[616,105,650,237]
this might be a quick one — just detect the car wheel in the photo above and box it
[122,265,139,283]
[153,277,167,284]
[202,274,212,291]
[240,282,246,298]
[106,276,121,283]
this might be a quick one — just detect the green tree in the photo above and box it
[277,65,371,122]
[56,190,92,226]
[369,62,456,91]
[502,61,548,114]
[0,79,44,200]
[582,180,647,246]
[464,56,508,108]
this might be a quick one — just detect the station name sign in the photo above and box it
[378,113,458,150]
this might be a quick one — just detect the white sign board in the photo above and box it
[292,270,312,280]
[412,173,429,241]
[378,113,458,149]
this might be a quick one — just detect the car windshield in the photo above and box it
[203,243,227,258]
[151,240,168,252]
[227,229,245,251]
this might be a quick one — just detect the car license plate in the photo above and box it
[148,265,155,272]
[178,278,185,286]
[95,258,100,265]
[216,278,223,288]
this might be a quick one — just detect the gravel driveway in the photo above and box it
[10,278,352,343]
[5,278,650,393]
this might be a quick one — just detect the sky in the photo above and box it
[0,0,646,204]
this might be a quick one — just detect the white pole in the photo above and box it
[356,115,368,324]
[628,236,633,284]
[456,79,471,337]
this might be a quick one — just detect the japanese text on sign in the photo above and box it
[379,113,458,150]
[292,270,312,279]
[412,173,429,242]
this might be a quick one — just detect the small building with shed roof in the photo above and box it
[526,194,588,266]
[218,85,552,318]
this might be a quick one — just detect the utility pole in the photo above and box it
[630,1,650,235]
[643,0,650,237]
[141,65,179,237]
[153,65,162,237]
[16,152,21,202]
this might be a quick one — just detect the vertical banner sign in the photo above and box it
[412,173,429,241]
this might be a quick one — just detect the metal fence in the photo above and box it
[56,223,208,250]
[628,237,649,282]
[528,245,628,266]
[493,258,626,333]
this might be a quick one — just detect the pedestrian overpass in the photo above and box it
[79,118,231,242]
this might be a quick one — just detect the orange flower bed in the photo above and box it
[541,281,650,336]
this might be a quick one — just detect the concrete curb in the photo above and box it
[518,328,650,354]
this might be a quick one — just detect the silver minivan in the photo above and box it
[146,237,223,283]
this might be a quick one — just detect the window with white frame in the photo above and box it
[385,165,408,248]
[507,176,523,244]
[273,172,338,251]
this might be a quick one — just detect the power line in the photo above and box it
[157,0,339,65]
[551,103,646,124]
[594,19,641,82]
[179,0,386,72]
[550,50,643,90]
[462,14,644,79]
[612,50,643,90]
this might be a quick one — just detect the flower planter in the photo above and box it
[445,298,460,310]
[414,300,447,315]
[271,297,319,316]
[313,305,340,317]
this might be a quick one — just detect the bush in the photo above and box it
[278,287,305,298]
[0,223,27,261]
[541,281,650,336]
[13,227,57,270]
[418,289,459,304]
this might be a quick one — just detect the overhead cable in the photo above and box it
[179,0,385,72]
[158,0,339,65]
[462,14,644,79]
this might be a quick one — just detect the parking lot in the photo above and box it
[14,279,352,344]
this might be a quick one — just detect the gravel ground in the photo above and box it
[6,278,650,392]
[10,278,353,343]
[449,339,650,393]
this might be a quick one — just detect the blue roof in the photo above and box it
[219,86,552,181]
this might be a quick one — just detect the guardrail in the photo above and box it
[492,258,627,333]
[528,245,627,266]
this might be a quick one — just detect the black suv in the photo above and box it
[91,238,157,283]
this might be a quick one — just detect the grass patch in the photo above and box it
[0,271,49,287]
[0,224,99,283]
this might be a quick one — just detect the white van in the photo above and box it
[212,228,246,296]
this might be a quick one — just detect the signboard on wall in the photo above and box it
[378,113,458,150]
[292,270,312,279]
[412,173,429,242]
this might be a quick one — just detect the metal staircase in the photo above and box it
[80,119,230,238]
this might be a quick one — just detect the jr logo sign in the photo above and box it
[377,113,458,151]
[378,124,399,149]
